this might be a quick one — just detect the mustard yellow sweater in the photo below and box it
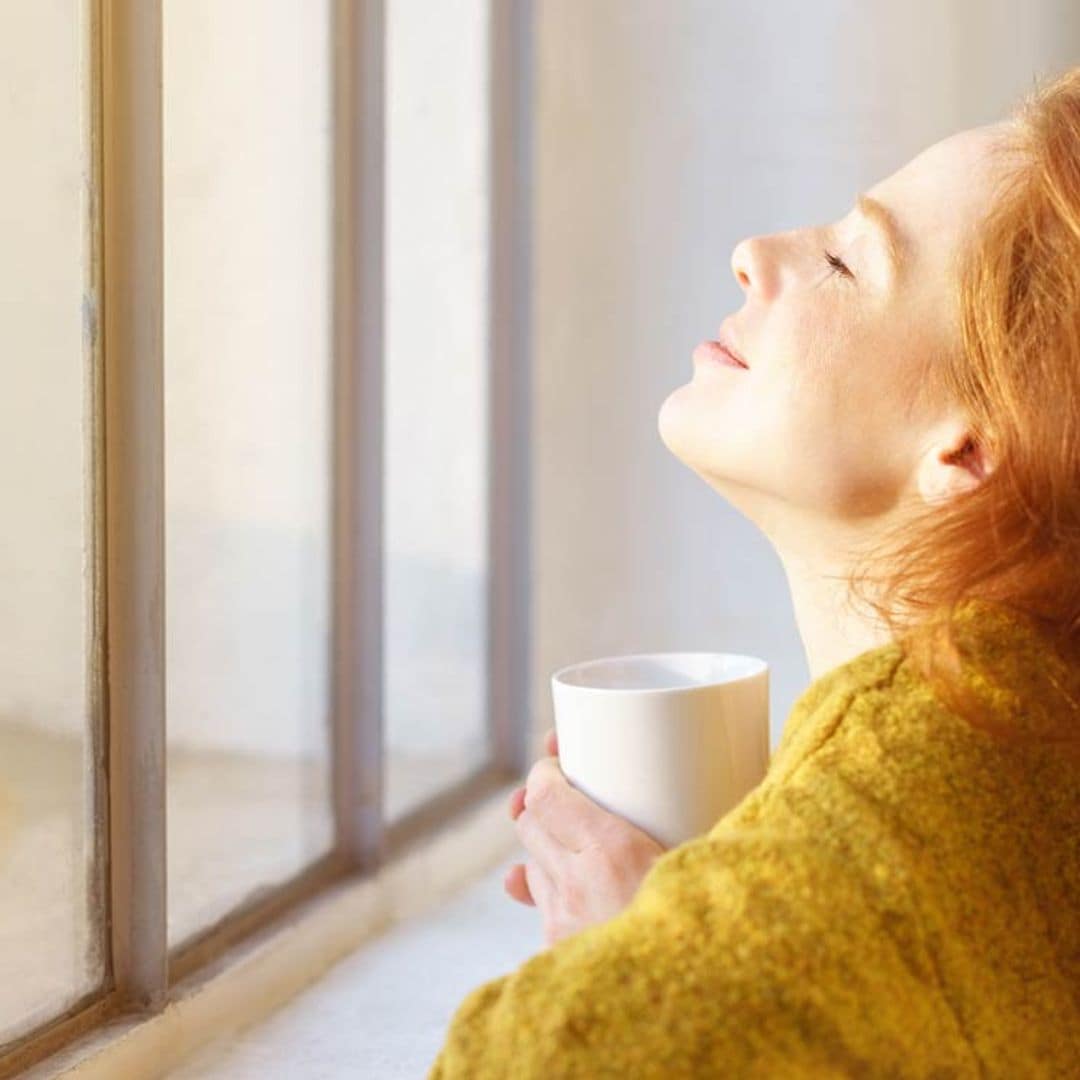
[428,599,1080,1078]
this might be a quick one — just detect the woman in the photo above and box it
[430,66,1080,1078]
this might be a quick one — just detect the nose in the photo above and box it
[731,237,752,289]
[730,235,774,299]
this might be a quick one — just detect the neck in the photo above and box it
[781,552,893,681]
[761,508,896,681]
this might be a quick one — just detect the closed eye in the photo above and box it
[823,249,854,280]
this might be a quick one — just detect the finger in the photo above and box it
[508,785,526,820]
[524,859,555,918]
[544,727,559,758]
[503,862,535,906]
[524,756,613,851]
[515,804,572,880]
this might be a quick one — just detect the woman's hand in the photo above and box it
[505,727,668,947]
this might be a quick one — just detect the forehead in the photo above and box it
[868,123,1017,267]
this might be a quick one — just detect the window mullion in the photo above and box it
[489,0,534,776]
[331,0,387,873]
[102,0,168,1009]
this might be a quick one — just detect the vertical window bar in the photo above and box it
[88,0,111,994]
[489,0,534,776]
[332,0,387,872]
[101,0,167,1009]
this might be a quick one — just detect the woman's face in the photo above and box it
[658,122,1013,526]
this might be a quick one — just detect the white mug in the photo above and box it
[550,651,769,849]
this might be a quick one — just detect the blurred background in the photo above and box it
[1,0,1078,1058]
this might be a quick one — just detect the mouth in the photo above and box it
[715,341,749,369]
[692,340,749,370]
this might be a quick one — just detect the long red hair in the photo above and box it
[846,65,1080,747]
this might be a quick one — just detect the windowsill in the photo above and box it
[22,778,529,1080]
[166,853,539,1078]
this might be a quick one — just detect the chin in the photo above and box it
[656,381,702,455]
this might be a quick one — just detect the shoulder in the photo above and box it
[760,640,912,792]
[722,636,1029,946]
[707,642,979,928]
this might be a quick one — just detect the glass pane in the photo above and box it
[0,0,107,1044]
[163,0,335,949]
[384,0,493,821]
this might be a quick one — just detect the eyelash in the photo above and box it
[823,248,854,280]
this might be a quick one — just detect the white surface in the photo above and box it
[165,852,540,1079]
[552,655,768,849]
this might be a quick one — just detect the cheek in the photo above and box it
[783,360,912,516]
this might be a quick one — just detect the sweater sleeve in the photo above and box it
[426,805,979,1079]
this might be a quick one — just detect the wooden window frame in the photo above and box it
[0,0,533,1074]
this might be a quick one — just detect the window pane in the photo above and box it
[0,0,107,1043]
[384,0,493,821]
[163,0,335,949]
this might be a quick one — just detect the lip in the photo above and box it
[692,340,749,370]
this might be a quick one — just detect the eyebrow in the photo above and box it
[854,193,909,279]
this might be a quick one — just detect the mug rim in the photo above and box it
[550,650,768,694]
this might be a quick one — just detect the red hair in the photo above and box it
[846,64,1080,748]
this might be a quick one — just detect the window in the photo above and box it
[0,0,105,1047]
[384,0,494,820]
[0,0,531,1072]
[163,0,338,954]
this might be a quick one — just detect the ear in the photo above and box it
[916,421,995,506]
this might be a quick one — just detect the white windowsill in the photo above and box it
[23,779,532,1080]
[167,852,539,1078]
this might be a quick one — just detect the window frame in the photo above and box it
[0,0,533,1073]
